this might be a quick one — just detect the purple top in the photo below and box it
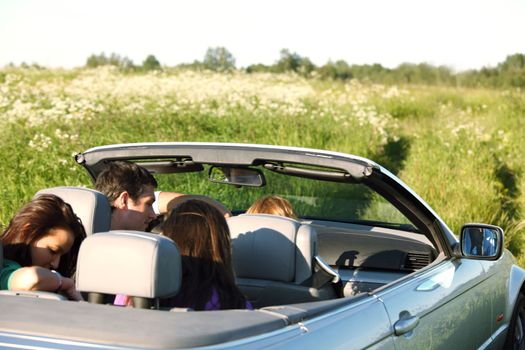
[115,289,253,310]
[204,288,221,310]
[205,288,253,310]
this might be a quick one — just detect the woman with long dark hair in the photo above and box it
[0,194,86,300]
[161,199,250,310]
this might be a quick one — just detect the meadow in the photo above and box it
[1,66,524,263]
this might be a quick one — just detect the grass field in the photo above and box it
[1,67,524,263]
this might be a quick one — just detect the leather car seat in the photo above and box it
[227,214,339,308]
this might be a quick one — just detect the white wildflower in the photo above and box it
[28,133,52,151]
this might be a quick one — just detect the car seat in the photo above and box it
[1,188,111,301]
[227,214,340,308]
[75,231,181,309]
[34,186,111,236]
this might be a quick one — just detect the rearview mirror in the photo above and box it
[460,224,503,260]
[208,166,265,187]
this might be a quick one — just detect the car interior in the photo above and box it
[0,182,438,309]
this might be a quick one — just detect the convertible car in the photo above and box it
[1,142,524,349]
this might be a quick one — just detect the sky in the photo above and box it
[0,0,524,72]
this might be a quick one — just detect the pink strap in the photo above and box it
[114,294,132,306]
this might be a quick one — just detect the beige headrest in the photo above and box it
[34,187,111,235]
[76,231,181,298]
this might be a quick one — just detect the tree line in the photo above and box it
[84,48,525,88]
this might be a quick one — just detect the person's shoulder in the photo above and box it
[0,259,22,290]
[2,259,21,270]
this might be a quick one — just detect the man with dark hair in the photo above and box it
[95,161,230,231]
[95,161,158,231]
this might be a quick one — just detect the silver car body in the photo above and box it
[1,142,524,349]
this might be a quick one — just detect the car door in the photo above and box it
[378,258,493,349]
[477,254,515,348]
[253,295,396,350]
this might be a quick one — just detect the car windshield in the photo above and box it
[154,163,417,232]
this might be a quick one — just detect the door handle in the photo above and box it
[394,315,420,336]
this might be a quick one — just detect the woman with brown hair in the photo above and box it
[0,194,86,300]
[161,199,251,311]
[246,195,298,219]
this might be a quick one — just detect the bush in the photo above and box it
[85,52,135,70]
[142,55,161,71]
[203,47,236,71]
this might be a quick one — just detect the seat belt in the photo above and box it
[301,256,345,298]
[311,267,337,288]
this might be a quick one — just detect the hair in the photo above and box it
[246,195,297,219]
[1,194,87,277]
[162,200,247,310]
[94,161,158,204]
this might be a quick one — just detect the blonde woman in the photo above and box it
[246,195,297,219]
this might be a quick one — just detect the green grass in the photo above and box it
[1,67,525,264]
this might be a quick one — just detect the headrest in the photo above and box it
[34,187,111,235]
[227,214,317,284]
[76,231,181,299]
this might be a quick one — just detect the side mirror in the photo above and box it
[208,166,266,187]
[460,224,504,260]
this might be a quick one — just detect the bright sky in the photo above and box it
[0,0,524,72]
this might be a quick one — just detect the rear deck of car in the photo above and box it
[0,294,363,349]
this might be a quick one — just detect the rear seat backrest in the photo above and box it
[75,231,181,308]
[34,186,111,235]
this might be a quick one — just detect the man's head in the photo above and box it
[95,161,158,231]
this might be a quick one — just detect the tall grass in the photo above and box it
[1,67,524,263]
